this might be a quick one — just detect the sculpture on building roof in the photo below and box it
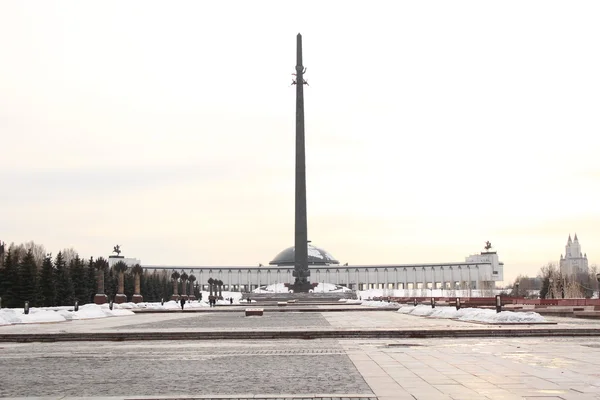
[112,245,121,256]
[484,241,492,251]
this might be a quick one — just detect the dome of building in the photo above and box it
[269,244,340,266]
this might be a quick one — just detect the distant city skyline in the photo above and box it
[1,1,599,285]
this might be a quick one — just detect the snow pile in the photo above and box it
[0,303,136,325]
[252,282,352,293]
[339,299,362,304]
[0,309,22,325]
[108,291,244,309]
[1,308,68,324]
[18,309,67,324]
[429,307,460,319]
[398,305,415,314]
[253,283,290,293]
[361,300,401,308]
[398,305,547,324]
[410,305,439,317]
[358,288,506,299]
[52,304,134,320]
[0,289,248,326]
[312,282,352,293]
[457,309,546,324]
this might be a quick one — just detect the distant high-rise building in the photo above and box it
[559,234,588,276]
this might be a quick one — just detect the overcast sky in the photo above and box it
[1,1,599,284]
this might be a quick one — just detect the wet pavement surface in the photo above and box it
[118,312,331,330]
[2,337,600,398]
[3,311,600,398]
[0,340,369,397]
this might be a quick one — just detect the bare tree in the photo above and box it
[61,247,79,265]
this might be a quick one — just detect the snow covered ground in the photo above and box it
[359,300,401,308]
[252,282,353,293]
[398,304,547,324]
[0,290,245,326]
[357,288,505,299]
[0,304,135,325]
[0,287,545,326]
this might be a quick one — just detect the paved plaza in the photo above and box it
[3,308,600,335]
[2,310,600,399]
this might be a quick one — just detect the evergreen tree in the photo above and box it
[0,251,4,303]
[151,271,162,301]
[85,257,96,304]
[108,267,118,298]
[38,253,56,306]
[124,270,134,299]
[70,255,87,303]
[161,273,171,301]
[103,264,113,299]
[55,252,74,305]
[18,249,38,306]
[1,249,19,308]
[140,269,149,300]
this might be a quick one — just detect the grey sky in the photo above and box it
[1,1,599,284]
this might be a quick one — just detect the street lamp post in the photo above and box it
[596,273,600,299]
[549,278,554,299]
[515,282,520,297]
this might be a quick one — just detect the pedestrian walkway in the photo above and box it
[2,337,600,399]
[2,310,600,341]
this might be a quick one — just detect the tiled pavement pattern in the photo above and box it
[3,337,600,398]
[3,310,600,335]
[4,312,600,398]
[0,340,371,398]
[0,397,377,400]
[344,337,600,399]
[118,312,331,330]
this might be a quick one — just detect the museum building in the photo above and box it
[141,243,504,293]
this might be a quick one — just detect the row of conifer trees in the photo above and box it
[0,243,199,308]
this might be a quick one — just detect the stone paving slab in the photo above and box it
[4,311,600,335]
[0,397,377,400]
[343,337,600,399]
[4,311,600,343]
[4,327,600,343]
[4,337,600,399]
[0,340,372,398]
[118,312,332,330]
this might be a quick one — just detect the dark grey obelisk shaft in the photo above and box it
[293,33,310,292]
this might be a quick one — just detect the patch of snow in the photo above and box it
[0,308,67,324]
[252,282,352,293]
[358,288,506,299]
[307,245,324,259]
[397,305,546,324]
[361,300,401,308]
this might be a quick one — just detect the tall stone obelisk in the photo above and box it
[292,33,311,293]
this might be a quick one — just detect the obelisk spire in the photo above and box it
[292,33,310,292]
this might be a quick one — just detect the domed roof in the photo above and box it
[269,244,340,266]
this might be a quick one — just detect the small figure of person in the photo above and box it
[230,297,233,305]
[180,297,185,310]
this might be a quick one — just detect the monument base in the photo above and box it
[132,294,143,303]
[285,282,318,293]
[114,294,127,304]
[94,294,108,305]
[170,294,180,301]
